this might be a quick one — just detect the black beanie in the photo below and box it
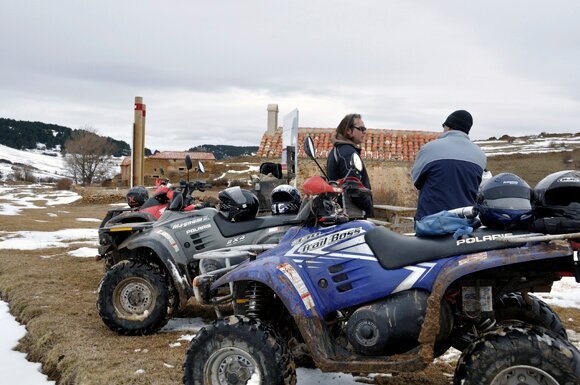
[443,110,473,134]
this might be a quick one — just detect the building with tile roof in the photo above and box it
[119,151,215,186]
[257,127,439,162]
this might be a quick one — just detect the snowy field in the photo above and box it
[0,185,579,385]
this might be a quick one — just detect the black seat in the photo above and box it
[214,212,303,238]
[365,227,528,270]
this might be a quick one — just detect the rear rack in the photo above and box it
[496,232,580,243]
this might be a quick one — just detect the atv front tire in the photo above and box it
[454,322,580,385]
[97,260,172,335]
[183,315,296,385]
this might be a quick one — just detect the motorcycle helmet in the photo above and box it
[271,184,301,215]
[218,186,259,222]
[477,172,533,229]
[126,186,149,208]
[534,170,580,220]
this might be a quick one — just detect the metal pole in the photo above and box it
[132,96,144,187]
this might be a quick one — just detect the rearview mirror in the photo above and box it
[351,153,363,172]
[185,155,193,170]
[304,136,316,159]
[197,161,205,173]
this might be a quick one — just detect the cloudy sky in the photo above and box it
[1,1,579,150]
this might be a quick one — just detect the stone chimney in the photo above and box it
[266,104,279,134]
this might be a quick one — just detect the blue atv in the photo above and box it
[183,137,580,385]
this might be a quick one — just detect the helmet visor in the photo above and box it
[483,185,531,200]
[222,186,247,205]
[485,197,532,210]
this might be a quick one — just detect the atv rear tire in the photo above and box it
[450,292,568,353]
[494,292,567,339]
[183,315,296,385]
[97,260,172,335]
[454,322,580,385]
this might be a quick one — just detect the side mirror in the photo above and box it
[259,162,283,179]
[351,153,363,172]
[197,161,205,173]
[304,136,316,159]
[185,155,193,170]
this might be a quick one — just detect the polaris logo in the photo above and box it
[185,223,211,235]
[456,233,512,246]
[297,228,362,254]
[171,216,209,230]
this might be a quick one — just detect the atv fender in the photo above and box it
[213,256,320,319]
[118,231,192,308]
[416,241,575,360]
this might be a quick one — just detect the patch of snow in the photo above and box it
[160,317,207,333]
[0,301,55,385]
[67,247,98,258]
[76,218,101,222]
[534,278,580,309]
[0,228,97,250]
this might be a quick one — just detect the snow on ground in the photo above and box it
[0,185,579,384]
[535,278,580,308]
[0,184,81,215]
[0,301,55,385]
[0,228,97,250]
[0,144,65,180]
[0,143,122,182]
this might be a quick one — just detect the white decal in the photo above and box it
[297,228,363,254]
[156,229,180,253]
[558,177,579,183]
[291,231,322,246]
[277,263,314,310]
[171,216,209,230]
[226,235,246,246]
[458,252,488,265]
[456,233,513,246]
[392,262,436,293]
[185,223,212,235]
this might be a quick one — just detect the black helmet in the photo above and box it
[477,172,533,229]
[126,186,148,208]
[534,170,580,220]
[271,184,301,215]
[219,186,259,222]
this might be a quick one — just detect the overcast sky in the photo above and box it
[1,1,579,151]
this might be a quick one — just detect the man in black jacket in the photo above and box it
[326,113,374,217]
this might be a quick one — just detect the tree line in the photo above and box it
[0,118,130,157]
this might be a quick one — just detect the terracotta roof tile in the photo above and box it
[257,128,439,161]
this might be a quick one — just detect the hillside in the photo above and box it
[188,144,258,160]
[0,118,131,157]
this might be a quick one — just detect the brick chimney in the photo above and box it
[266,104,279,134]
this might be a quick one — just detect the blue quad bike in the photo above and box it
[183,137,580,385]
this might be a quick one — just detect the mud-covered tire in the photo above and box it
[494,292,567,339]
[183,315,296,385]
[454,322,580,385]
[97,260,171,335]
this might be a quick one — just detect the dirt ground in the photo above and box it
[0,191,579,385]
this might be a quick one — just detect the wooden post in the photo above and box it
[132,96,145,187]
